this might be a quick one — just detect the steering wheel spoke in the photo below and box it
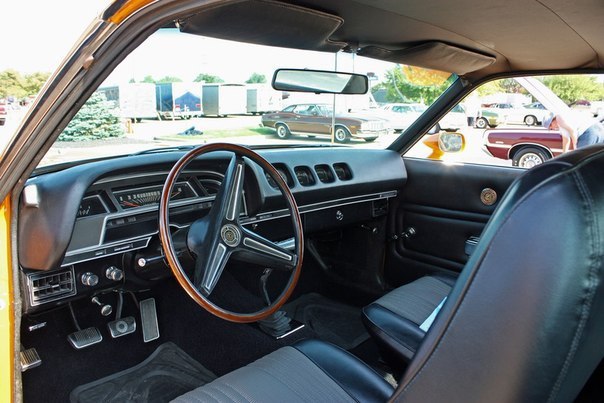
[236,227,297,270]
[215,155,245,222]
[195,241,232,296]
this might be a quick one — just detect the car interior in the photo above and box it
[5,0,604,402]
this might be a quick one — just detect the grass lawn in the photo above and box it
[155,127,274,141]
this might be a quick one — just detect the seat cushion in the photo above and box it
[172,339,393,403]
[362,275,454,363]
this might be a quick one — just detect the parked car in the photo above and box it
[482,127,563,168]
[474,107,504,128]
[0,101,7,126]
[436,104,467,130]
[261,103,388,142]
[381,103,426,131]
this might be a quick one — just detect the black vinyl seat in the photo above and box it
[174,145,604,402]
[362,274,457,364]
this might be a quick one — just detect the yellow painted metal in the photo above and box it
[0,196,14,402]
[107,0,156,24]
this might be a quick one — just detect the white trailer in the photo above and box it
[246,84,281,114]
[202,84,247,116]
[98,83,157,122]
[156,82,203,120]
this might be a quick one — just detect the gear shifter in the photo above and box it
[257,268,294,338]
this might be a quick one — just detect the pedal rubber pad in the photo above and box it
[140,298,159,342]
[67,327,102,350]
[108,316,136,338]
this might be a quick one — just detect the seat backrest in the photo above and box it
[393,145,604,402]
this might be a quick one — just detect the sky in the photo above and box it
[0,0,393,85]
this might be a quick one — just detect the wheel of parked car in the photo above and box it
[159,143,304,323]
[334,126,350,143]
[512,146,550,168]
[524,115,538,126]
[475,117,489,129]
[275,123,291,139]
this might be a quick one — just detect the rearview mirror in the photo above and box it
[272,69,368,94]
[423,132,466,160]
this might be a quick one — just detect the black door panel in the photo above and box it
[386,158,522,285]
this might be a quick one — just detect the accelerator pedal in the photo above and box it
[140,298,159,342]
[68,327,102,350]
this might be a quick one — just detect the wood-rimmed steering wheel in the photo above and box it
[158,143,303,323]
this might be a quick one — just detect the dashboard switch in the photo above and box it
[105,266,124,281]
[81,272,99,287]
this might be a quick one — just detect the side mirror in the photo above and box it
[423,132,466,160]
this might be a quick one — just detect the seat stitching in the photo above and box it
[394,168,585,399]
[547,171,601,402]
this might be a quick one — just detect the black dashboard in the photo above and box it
[18,147,407,312]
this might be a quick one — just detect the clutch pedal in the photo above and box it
[140,298,159,342]
[67,327,103,350]
[20,348,42,372]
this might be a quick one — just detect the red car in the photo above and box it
[0,103,7,126]
[483,128,564,168]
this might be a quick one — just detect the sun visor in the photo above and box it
[358,42,496,75]
[178,0,346,52]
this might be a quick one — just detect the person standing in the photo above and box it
[543,112,604,152]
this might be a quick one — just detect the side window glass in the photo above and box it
[406,74,604,169]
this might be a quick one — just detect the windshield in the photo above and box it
[9,29,457,167]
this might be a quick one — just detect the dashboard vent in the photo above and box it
[294,166,316,187]
[314,164,335,183]
[265,163,294,189]
[333,163,353,181]
[27,267,76,306]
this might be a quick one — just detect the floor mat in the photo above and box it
[70,342,216,403]
[284,293,369,350]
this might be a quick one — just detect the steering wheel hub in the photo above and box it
[220,224,241,247]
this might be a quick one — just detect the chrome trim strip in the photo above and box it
[61,237,152,267]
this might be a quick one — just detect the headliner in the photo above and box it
[180,0,604,79]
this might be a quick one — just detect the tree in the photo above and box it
[58,92,125,141]
[22,72,51,96]
[382,65,452,104]
[156,76,183,83]
[0,70,51,98]
[142,75,156,84]
[245,73,267,84]
[193,73,224,83]
[542,75,604,104]
[0,69,27,98]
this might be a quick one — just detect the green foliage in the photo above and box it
[58,93,125,142]
[0,69,50,98]
[245,73,267,84]
[142,75,156,84]
[382,65,452,104]
[542,75,604,104]
[156,76,183,83]
[193,73,224,83]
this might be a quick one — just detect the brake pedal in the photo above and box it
[108,316,136,338]
[67,327,103,349]
[20,348,41,372]
[140,298,159,342]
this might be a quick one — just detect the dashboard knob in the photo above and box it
[81,272,99,287]
[105,266,124,281]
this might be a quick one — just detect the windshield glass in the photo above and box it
[24,29,457,167]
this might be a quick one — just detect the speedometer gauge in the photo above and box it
[114,182,197,209]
